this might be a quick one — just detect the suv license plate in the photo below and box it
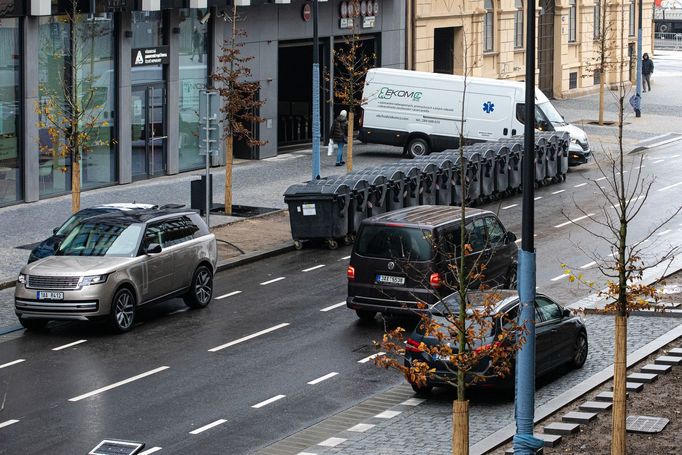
[37,291,64,300]
[376,275,405,285]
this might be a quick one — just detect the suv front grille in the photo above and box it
[27,275,80,290]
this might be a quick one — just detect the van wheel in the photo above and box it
[19,318,48,331]
[406,137,429,158]
[356,309,376,323]
[109,288,136,333]
[184,265,213,309]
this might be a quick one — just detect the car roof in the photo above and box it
[435,291,556,315]
[363,205,492,229]
[93,203,158,210]
[78,208,197,225]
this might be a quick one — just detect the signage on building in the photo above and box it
[362,16,375,29]
[302,2,311,22]
[131,46,170,66]
[339,0,377,29]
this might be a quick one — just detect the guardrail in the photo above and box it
[654,32,682,50]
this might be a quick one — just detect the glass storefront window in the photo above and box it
[0,18,21,205]
[178,9,209,172]
[38,14,116,197]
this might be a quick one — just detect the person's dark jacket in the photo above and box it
[329,116,347,143]
[642,58,654,75]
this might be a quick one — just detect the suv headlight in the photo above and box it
[17,273,26,284]
[80,274,108,286]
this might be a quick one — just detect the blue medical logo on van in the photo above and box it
[482,101,495,114]
[378,87,423,102]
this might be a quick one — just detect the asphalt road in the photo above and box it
[0,142,681,454]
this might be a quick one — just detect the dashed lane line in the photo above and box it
[0,359,25,369]
[502,204,518,210]
[552,190,565,194]
[52,340,87,351]
[189,419,227,435]
[260,277,285,285]
[658,182,682,192]
[339,256,351,261]
[252,394,286,409]
[574,183,588,188]
[0,420,19,429]
[208,323,290,352]
[320,302,346,312]
[68,366,170,402]
[167,308,189,316]
[302,264,326,272]
[534,197,542,201]
[307,372,339,385]
[554,213,595,228]
[580,261,597,269]
[658,229,672,236]
[595,177,607,182]
[138,448,163,455]
[358,352,385,364]
[550,274,569,282]
[653,159,665,164]
[215,290,242,300]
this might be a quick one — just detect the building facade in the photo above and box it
[407,0,653,99]
[0,0,405,207]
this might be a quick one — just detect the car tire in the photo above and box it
[109,287,136,333]
[411,382,433,396]
[406,137,429,158]
[184,265,214,309]
[19,318,48,331]
[504,265,517,290]
[571,332,588,369]
[355,309,376,323]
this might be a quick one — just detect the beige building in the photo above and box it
[406,0,653,99]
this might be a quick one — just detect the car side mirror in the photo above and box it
[563,308,571,318]
[53,227,59,235]
[505,231,517,243]
[145,243,162,254]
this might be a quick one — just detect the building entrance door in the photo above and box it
[538,0,555,98]
[131,84,167,179]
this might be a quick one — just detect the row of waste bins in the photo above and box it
[284,131,570,249]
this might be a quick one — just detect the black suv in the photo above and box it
[346,205,518,321]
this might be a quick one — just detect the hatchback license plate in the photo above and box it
[37,291,64,300]
[376,275,405,285]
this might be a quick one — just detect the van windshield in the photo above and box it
[538,102,566,126]
[355,226,433,261]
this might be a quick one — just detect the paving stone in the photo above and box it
[655,355,682,366]
[562,411,598,424]
[596,391,629,402]
[627,372,658,384]
[641,363,672,374]
[544,422,581,435]
[612,382,645,393]
[535,433,562,448]
[668,347,682,357]
[579,400,613,412]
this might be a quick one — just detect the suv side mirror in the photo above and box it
[145,243,162,254]
[505,231,517,243]
[563,308,571,318]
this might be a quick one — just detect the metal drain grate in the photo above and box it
[88,439,145,455]
[626,415,670,434]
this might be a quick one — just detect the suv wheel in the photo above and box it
[355,309,376,323]
[110,288,136,333]
[411,382,433,396]
[184,265,213,309]
[19,318,48,331]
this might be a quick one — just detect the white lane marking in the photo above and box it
[595,177,607,182]
[167,308,189,316]
[658,229,672,236]
[68,366,170,402]
[0,420,19,429]
[52,340,87,351]
[551,274,569,282]
[215,290,242,300]
[358,352,385,364]
[260,277,285,285]
[297,453,318,455]
[208,323,290,352]
[574,183,588,188]
[534,196,543,201]
[670,154,680,158]
[302,264,325,272]
[658,182,682,192]
[189,419,227,435]
[502,204,518,210]
[252,394,286,409]
[339,256,351,261]
[552,190,565,194]
[348,423,375,433]
[319,437,346,448]
[580,261,597,269]
[401,398,426,406]
[653,159,665,164]
[0,359,25,369]
[375,410,401,419]
[307,372,339,385]
[138,448,163,455]
[554,213,595,228]
[320,302,346,312]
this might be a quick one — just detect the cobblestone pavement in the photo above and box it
[306,314,681,455]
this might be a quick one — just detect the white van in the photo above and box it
[359,68,591,165]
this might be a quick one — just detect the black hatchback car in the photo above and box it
[404,291,588,394]
[346,206,518,321]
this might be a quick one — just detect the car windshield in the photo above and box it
[355,225,433,261]
[57,220,143,257]
[55,209,117,236]
[538,102,566,126]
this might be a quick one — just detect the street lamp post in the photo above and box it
[635,0,643,117]
[311,0,321,180]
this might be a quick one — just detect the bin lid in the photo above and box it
[283,181,351,198]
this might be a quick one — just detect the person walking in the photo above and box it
[642,53,654,92]
[330,110,348,166]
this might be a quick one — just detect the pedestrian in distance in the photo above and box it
[329,110,348,166]
[642,53,654,92]
[191,26,203,63]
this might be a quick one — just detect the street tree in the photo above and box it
[37,0,113,213]
[212,5,265,216]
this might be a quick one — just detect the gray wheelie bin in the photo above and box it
[556,131,570,181]
[283,181,351,250]
[401,159,438,205]
[473,145,496,201]
[333,174,370,240]
[420,155,456,205]
[538,132,558,182]
[496,139,524,193]
[494,145,510,196]
[447,151,480,206]
[364,173,388,216]
[533,135,548,185]
[380,168,407,211]
[379,164,420,207]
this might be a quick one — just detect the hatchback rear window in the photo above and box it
[355,226,433,261]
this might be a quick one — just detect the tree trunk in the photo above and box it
[599,74,605,125]
[452,399,469,455]
[71,159,80,214]
[611,314,627,455]
[224,134,234,216]
[346,111,354,172]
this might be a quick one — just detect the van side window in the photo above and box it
[465,218,487,252]
[484,216,506,245]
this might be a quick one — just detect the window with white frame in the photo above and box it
[484,0,494,52]
[593,0,601,40]
[514,0,524,48]
[568,0,577,42]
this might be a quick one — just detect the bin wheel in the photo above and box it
[328,239,339,250]
[561,173,567,182]
[343,235,353,246]
[294,240,303,250]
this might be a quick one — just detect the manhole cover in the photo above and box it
[88,439,145,455]
[626,415,669,433]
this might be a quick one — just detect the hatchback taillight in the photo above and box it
[405,338,423,353]
[347,265,355,281]
[429,273,441,288]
